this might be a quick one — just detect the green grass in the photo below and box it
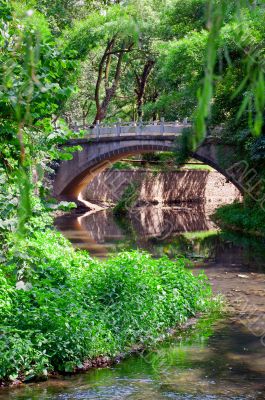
[111,161,137,170]
[183,231,218,240]
[111,157,213,172]
[0,227,215,384]
[181,163,213,171]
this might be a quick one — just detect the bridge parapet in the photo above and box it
[69,119,191,139]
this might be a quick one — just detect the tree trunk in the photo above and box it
[93,42,131,125]
[135,60,155,119]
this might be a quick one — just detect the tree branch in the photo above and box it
[94,38,116,111]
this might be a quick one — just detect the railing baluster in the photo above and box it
[69,119,190,139]
[137,118,143,135]
[160,117,165,135]
[116,118,121,137]
[96,120,100,139]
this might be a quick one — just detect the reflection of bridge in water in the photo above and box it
[56,205,246,263]
[80,206,214,243]
[56,204,213,257]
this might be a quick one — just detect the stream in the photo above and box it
[2,204,265,399]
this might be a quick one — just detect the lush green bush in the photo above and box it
[214,202,265,236]
[0,227,214,383]
[113,182,140,215]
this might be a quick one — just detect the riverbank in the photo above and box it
[0,225,217,387]
[2,315,204,389]
[213,202,265,237]
[3,229,265,399]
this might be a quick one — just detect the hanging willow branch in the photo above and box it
[194,0,265,150]
[1,12,43,237]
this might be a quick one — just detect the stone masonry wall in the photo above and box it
[82,169,241,207]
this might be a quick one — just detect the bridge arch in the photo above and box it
[53,137,175,199]
[53,133,242,202]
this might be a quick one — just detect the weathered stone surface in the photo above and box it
[82,170,241,207]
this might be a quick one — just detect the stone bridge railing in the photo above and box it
[68,118,191,139]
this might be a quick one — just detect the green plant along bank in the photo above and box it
[213,202,265,237]
[0,212,215,383]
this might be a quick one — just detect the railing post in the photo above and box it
[116,118,121,137]
[160,117,165,134]
[96,120,100,139]
[132,120,137,135]
[183,117,188,125]
[137,117,143,135]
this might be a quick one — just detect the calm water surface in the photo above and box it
[2,204,265,399]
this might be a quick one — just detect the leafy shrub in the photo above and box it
[113,182,140,215]
[0,329,50,382]
[0,228,214,382]
[213,202,265,235]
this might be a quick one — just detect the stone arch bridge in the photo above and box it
[53,120,243,201]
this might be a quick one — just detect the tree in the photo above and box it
[14,0,110,34]
[65,0,163,124]
[0,0,78,238]
[65,5,138,123]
